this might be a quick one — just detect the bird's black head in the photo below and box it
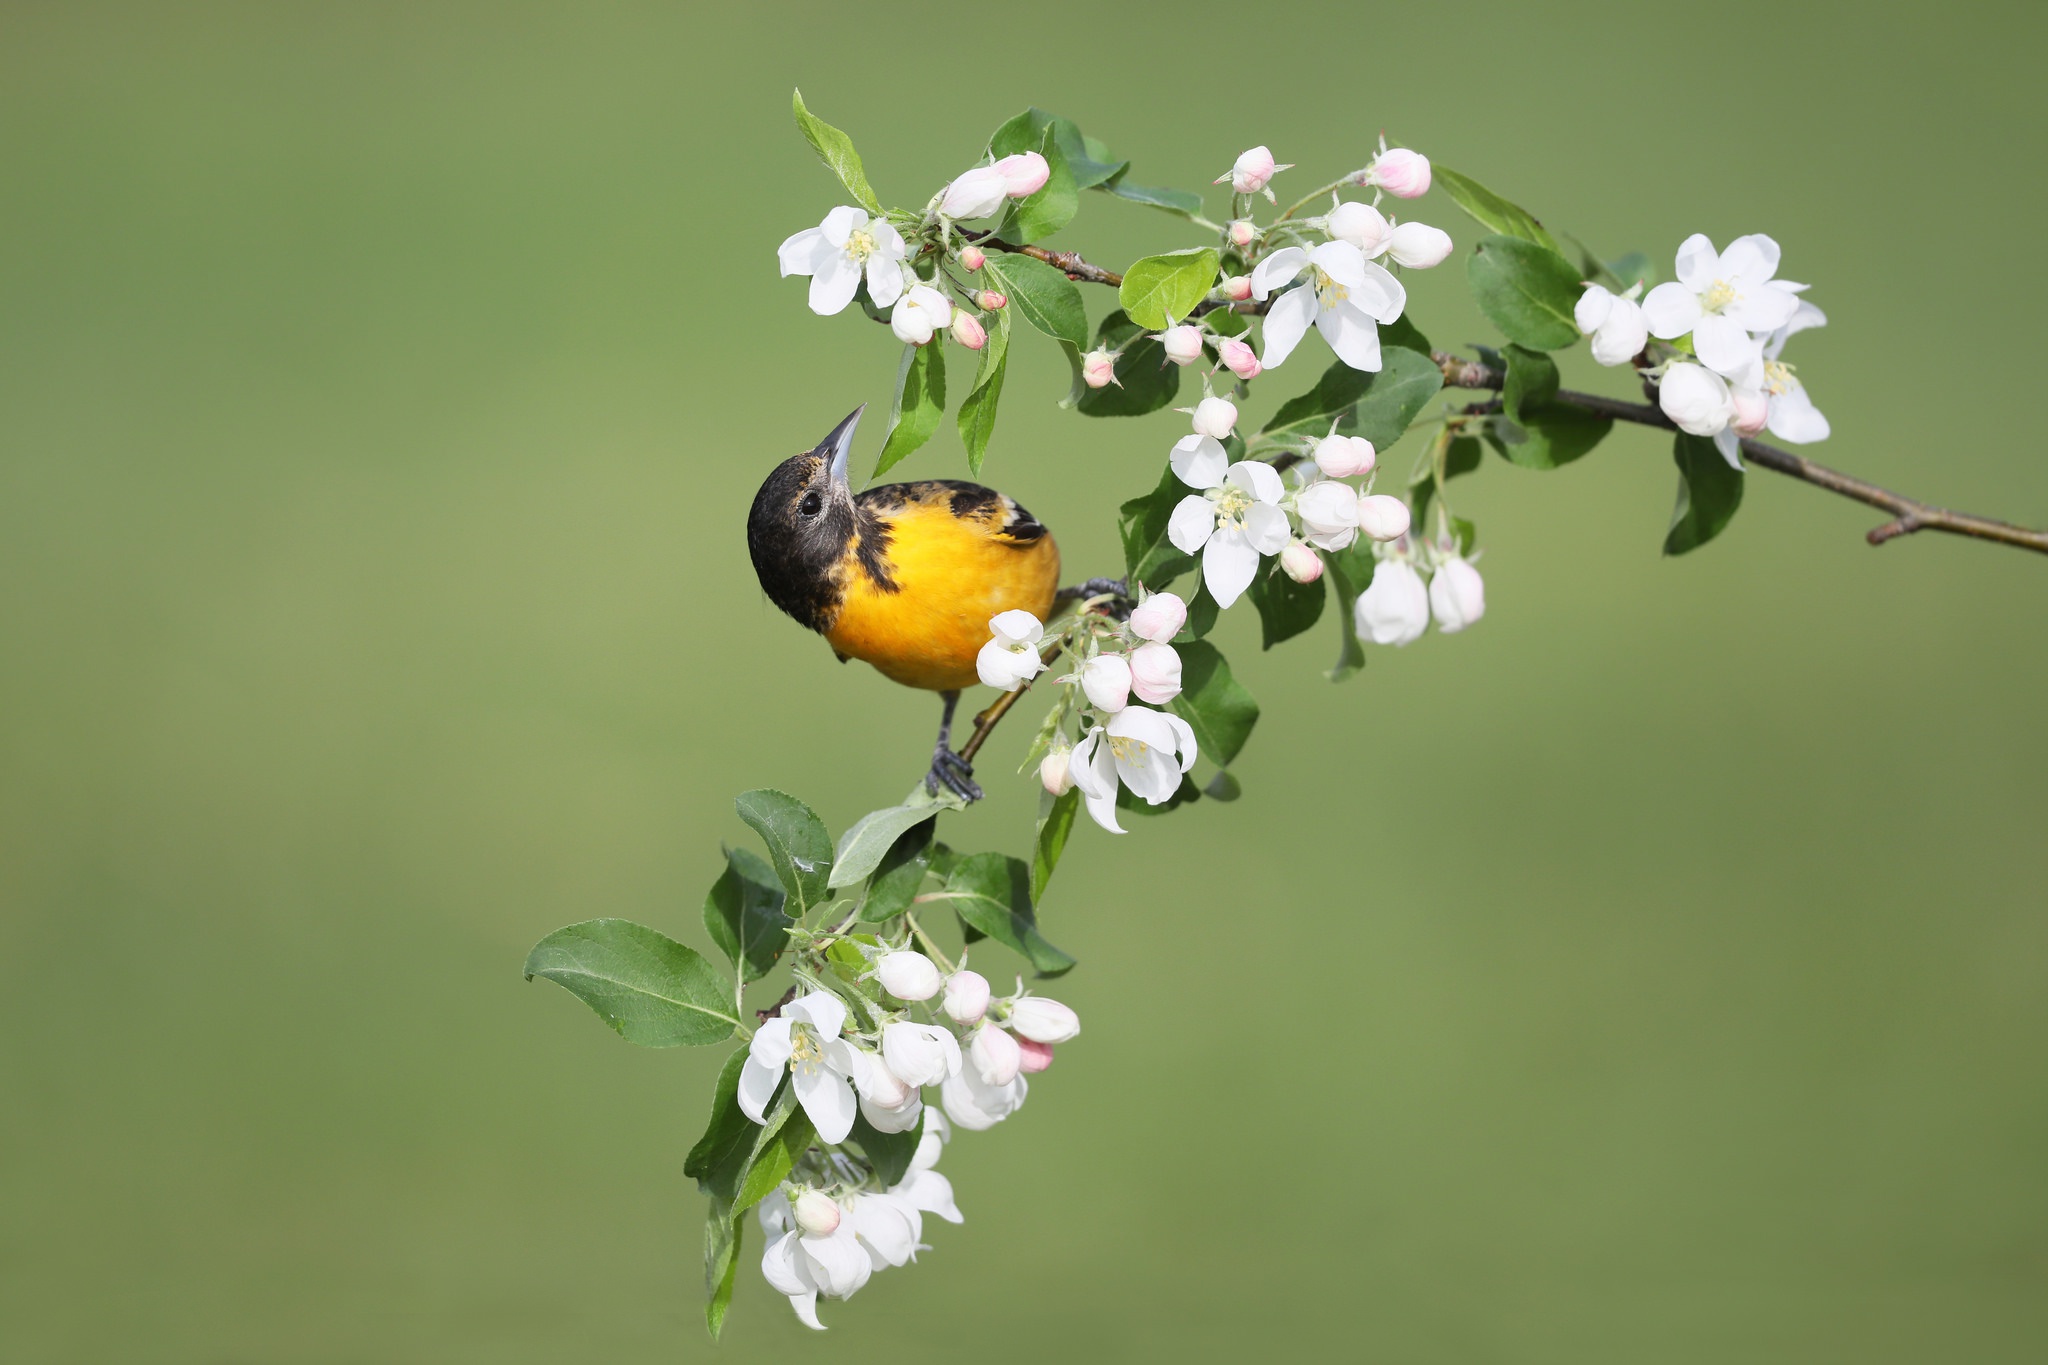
[747,405,864,633]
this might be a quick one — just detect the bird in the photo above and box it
[746,404,1063,801]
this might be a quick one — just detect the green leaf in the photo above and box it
[1433,165,1561,255]
[1118,247,1219,330]
[1665,432,1744,555]
[1077,309,1181,417]
[1501,344,1559,421]
[859,817,936,923]
[874,343,947,479]
[988,109,1126,189]
[1322,540,1375,682]
[980,252,1088,351]
[1099,169,1204,218]
[830,793,947,888]
[942,852,1075,976]
[702,845,791,983]
[1031,786,1080,903]
[1117,462,1197,589]
[999,125,1079,244]
[705,1214,741,1339]
[523,919,738,1046]
[1486,406,1613,470]
[1248,564,1326,649]
[851,1110,922,1189]
[701,1076,812,1338]
[1262,346,1443,450]
[1176,580,1220,641]
[1379,312,1434,358]
[1169,640,1258,766]
[1608,251,1656,291]
[1203,768,1242,801]
[790,89,881,215]
[734,788,833,917]
[956,298,1009,475]
[1468,235,1583,351]
[685,1049,755,1192]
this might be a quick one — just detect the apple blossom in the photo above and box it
[1760,301,1830,444]
[1429,556,1485,633]
[1641,233,1801,378]
[1215,145,1291,194]
[1658,361,1734,438]
[1313,431,1377,478]
[1007,997,1080,1044]
[875,950,942,1002]
[778,206,908,316]
[1356,559,1430,645]
[1081,347,1118,388]
[1356,493,1412,542]
[976,610,1046,690]
[891,1166,964,1225]
[1081,652,1132,712]
[1280,541,1324,584]
[849,1191,922,1270]
[1574,282,1650,367]
[793,1189,842,1238]
[1295,479,1361,551]
[940,1065,1026,1131]
[1017,1038,1054,1073]
[967,1023,1022,1086]
[1159,324,1204,365]
[1190,396,1238,440]
[1221,274,1253,302]
[1128,591,1186,643]
[1039,745,1073,796]
[993,150,1050,198]
[958,244,986,271]
[1386,221,1454,269]
[882,1020,962,1088]
[1364,147,1431,199]
[942,970,991,1025]
[940,165,1010,220]
[1128,642,1182,705]
[739,992,864,1144]
[950,313,988,350]
[977,290,1006,311]
[853,1053,923,1134]
[1327,200,1393,257]
[1218,336,1262,379]
[910,1112,950,1171]
[760,1211,871,1330]
[890,284,952,345]
[1251,240,1406,372]
[1166,443,1291,608]
[1226,219,1256,248]
[1069,705,1199,833]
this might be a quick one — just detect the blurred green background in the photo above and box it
[4,2,2044,1360]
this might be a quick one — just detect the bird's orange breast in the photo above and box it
[825,496,1060,692]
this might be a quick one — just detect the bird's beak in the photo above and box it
[815,404,864,491]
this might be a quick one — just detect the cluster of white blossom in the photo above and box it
[738,957,1079,1327]
[1579,232,1830,467]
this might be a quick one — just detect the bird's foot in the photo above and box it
[925,745,984,803]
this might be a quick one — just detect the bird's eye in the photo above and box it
[799,492,824,518]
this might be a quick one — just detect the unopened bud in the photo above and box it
[1081,653,1132,713]
[876,950,942,1002]
[1731,386,1769,437]
[1221,274,1253,302]
[1160,325,1203,366]
[951,313,988,350]
[1327,201,1392,256]
[1128,641,1183,705]
[977,290,1007,311]
[1313,433,1377,479]
[1364,148,1431,199]
[1357,493,1412,542]
[1039,746,1073,796]
[1280,541,1324,584]
[1428,557,1485,633]
[969,1024,1022,1087]
[793,1189,842,1238]
[993,150,1050,198]
[1386,221,1453,269]
[958,244,986,271]
[1128,591,1187,643]
[942,970,991,1025]
[941,165,1010,220]
[1016,1037,1054,1073]
[1215,145,1287,194]
[1007,997,1081,1044]
[1190,395,1238,440]
[1226,219,1256,249]
[1218,337,1261,380]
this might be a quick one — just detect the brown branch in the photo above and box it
[961,230,1123,287]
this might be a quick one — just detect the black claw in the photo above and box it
[926,746,983,803]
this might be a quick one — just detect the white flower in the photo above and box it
[1364,148,1431,199]
[910,1110,950,1171]
[941,970,990,1025]
[939,1064,1027,1131]
[1312,432,1376,479]
[1069,705,1199,834]
[892,1166,964,1224]
[1280,542,1324,583]
[852,1053,923,1134]
[1356,493,1412,542]
[1215,145,1291,194]
[967,1024,1022,1086]
[779,206,908,317]
[1574,282,1650,368]
[976,610,1045,690]
[881,1020,962,1088]
[993,151,1050,198]
[890,283,953,345]
[1251,240,1406,373]
[1356,560,1429,646]
[1658,361,1734,438]
[1166,443,1291,608]
[1128,642,1182,705]
[1294,480,1361,551]
[1760,300,1830,445]
[1189,396,1238,440]
[875,950,941,1001]
[760,1213,870,1331]
[1007,997,1080,1044]
[1429,557,1485,632]
[1641,233,1802,378]
[1159,325,1204,365]
[849,1191,923,1270]
[739,992,864,1144]
[1386,221,1453,269]
[1081,653,1132,712]
[1128,591,1187,643]
[940,165,1010,220]
[1326,201,1392,257]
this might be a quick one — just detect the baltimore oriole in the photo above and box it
[747,406,1065,800]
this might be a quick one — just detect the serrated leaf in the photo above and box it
[941,852,1074,976]
[524,919,737,1046]
[831,794,948,888]
[734,788,833,917]
[1248,563,1326,649]
[1169,640,1257,766]
[980,252,1087,351]
[1468,235,1583,351]
[1118,247,1219,330]
[1665,431,1744,554]
[1031,786,1079,904]
[702,844,790,983]
[957,305,1009,474]
[791,89,881,215]
[1077,309,1181,417]
[1433,165,1560,255]
[874,343,946,478]
[860,817,936,923]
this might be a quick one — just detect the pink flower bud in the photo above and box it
[994,151,1050,198]
[1226,219,1256,248]
[1386,221,1453,269]
[1081,347,1118,389]
[1039,746,1073,796]
[1731,386,1769,437]
[1160,325,1203,366]
[968,1024,1022,1086]
[876,950,942,1001]
[1190,396,1238,440]
[977,290,1007,311]
[941,165,1010,220]
[1128,642,1182,705]
[1218,337,1261,380]
[958,245,986,271]
[1357,493,1412,542]
[1280,542,1324,584]
[1081,653,1131,712]
[1221,274,1253,302]
[943,970,991,1025]
[793,1189,842,1238]
[1429,557,1485,633]
[1128,591,1187,643]
[1313,433,1377,479]
[951,313,988,350]
[1016,1038,1054,1073]
[1327,201,1392,256]
[1007,997,1080,1044]
[1216,145,1282,194]
[1365,148,1431,199]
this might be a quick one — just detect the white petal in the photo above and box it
[808,254,862,316]
[1692,313,1763,378]
[777,227,825,278]
[737,1055,783,1124]
[865,256,904,309]
[1201,524,1261,608]
[793,1065,857,1144]
[1159,710,1199,771]
[1309,239,1367,290]
[1258,284,1315,369]
[989,608,1044,645]
[1069,730,1125,834]
[1640,281,1701,340]
[819,205,866,247]
[785,991,846,1039]
[1590,299,1649,366]
[869,219,906,262]
[1713,425,1744,469]
[1724,282,1799,334]
[891,1168,964,1224]
[1673,233,1719,291]
[1719,233,1780,283]
[1082,654,1132,712]
[1317,300,1383,372]
[1224,459,1284,505]
[1249,247,1308,302]
[1167,495,1218,555]
[1574,283,1616,336]
[763,1230,819,1296]
[1241,500,1292,555]
[1170,434,1228,489]
[1349,260,1407,324]
[798,1222,871,1297]
[860,1090,924,1133]
[1767,387,1830,444]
